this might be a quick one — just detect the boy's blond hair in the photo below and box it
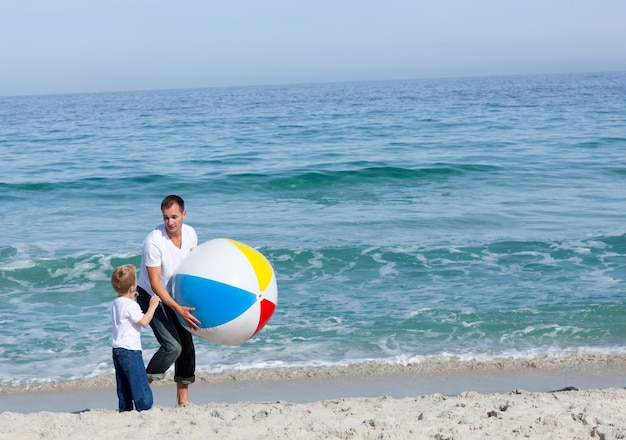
[111,264,137,295]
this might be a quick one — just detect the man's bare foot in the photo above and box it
[176,382,190,407]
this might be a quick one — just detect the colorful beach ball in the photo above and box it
[172,238,278,345]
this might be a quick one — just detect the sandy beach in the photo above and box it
[1,387,625,439]
[2,357,626,439]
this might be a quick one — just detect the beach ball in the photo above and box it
[172,238,278,345]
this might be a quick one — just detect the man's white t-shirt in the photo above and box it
[111,297,144,350]
[137,223,198,296]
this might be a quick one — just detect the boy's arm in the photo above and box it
[137,295,160,328]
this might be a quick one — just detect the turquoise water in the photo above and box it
[1,72,626,388]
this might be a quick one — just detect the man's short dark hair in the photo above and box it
[161,194,185,211]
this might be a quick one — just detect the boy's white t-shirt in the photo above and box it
[137,223,197,295]
[111,297,145,350]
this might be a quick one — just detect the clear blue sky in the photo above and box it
[1,0,625,96]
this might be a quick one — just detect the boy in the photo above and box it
[111,264,160,412]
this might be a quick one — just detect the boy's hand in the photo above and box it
[149,294,161,308]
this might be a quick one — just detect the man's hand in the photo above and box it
[177,306,201,330]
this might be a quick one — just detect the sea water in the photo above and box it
[1,71,625,389]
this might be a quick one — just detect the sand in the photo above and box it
[2,357,626,439]
[1,388,625,439]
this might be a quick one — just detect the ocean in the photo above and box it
[1,71,625,390]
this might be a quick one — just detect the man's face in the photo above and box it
[162,203,186,237]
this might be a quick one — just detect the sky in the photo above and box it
[1,0,625,97]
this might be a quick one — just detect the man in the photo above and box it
[137,194,201,407]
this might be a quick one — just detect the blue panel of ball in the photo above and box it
[173,274,257,327]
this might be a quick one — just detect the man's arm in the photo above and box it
[146,265,201,330]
